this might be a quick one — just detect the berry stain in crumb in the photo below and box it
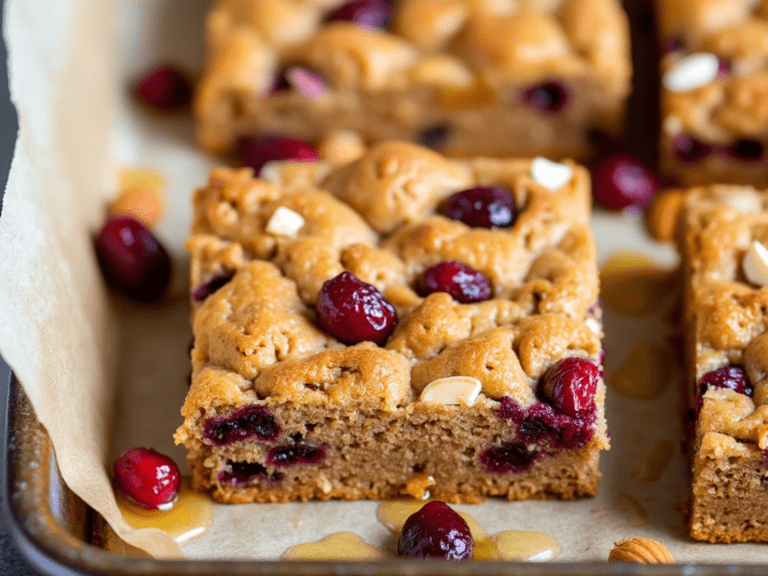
[116,478,213,545]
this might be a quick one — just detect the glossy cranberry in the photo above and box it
[113,448,180,509]
[717,57,732,78]
[203,405,280,446]
[521,82,569,113]
[266,439,327,468]
[440,186,516,228]
[95,216,172,302]
[136,66,192,110]
[326,0,394,28]
[540,358,599,418]
[397,501,474,560]
[592,154,658,210]
[192,272,233,302]
[673,134,712,163]
[726,139,764,162]
[316,272,396,345]
[417,261,491,303]
[480,441,540,474]
[240,135,322,175]
[218,461,283,486]
[699,366,751,397]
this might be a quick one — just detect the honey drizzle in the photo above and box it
[116,478,213,545]
[282,532,388,560]
[600,253,673,316]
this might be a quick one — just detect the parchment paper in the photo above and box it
[5,0,768,565]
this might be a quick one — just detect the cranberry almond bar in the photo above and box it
[657,0,768,186]
[195,0,631,161]
[175,142,607,503]
[680,184,768,542]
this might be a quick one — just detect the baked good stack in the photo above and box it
[174,142,608,504]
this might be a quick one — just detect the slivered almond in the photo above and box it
[265,207,305,238]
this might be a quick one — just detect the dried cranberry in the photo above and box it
[726,140,764,162]
[192,272,234,302]
[266,441,327,468]
[480,441,540,474]
[672,134,712,163]
[240,135,322,175]
[136,66,192,110]
[419,125,451,149]
[440,186,516,228]
[540,358,599,418]
[592,154,658,210]
[417,261,492,303]
[497,396,595,451]
[717,57,732,78]
[397,501,474,560]
[113,448,180,509]
[95,216,172,302]
[315,271,396,345]
[218,461,283,486]
[326,0,393,29]
[203,405,280,446]
[521,82,569,113]
[699,366,751,397]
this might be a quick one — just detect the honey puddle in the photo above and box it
[116,478,213,545]
[283,532,388,560]
[610,341,676,400]
[600,253,674,316]
[632,439,674,482]
[378,500,561,562]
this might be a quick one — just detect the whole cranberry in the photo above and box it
[726,139,764,162]
[136,66,192,110]
[592,154,658,210]
[521,82,569,113]
[397,501,474,560]
[672,134,712,163]
[699,366,751,397]
[417,261,491,303]
[540,357,599,417]
[240,135,322,175]
[316,272,396,345]
[95,216,172,302]
[113,448,181,509]
[326,0,394,28]
[440,186,515,228]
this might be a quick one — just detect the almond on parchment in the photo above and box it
[608,537,674,564]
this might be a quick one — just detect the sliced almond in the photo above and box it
[531,157,573,190]
[420,376,482,407]
[743,240,768,287]
[662,52,719,93]
[265,207,305,238]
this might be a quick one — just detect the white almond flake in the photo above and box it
[420,376,482,407]
[585,317,602,335]
[258,161,283,184]
[266,207,305,238]
[531,157,573,190]
[743,240,768,287]
[720,188,762,214]
[662,53,719,93]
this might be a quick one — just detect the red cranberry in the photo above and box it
[326,0,393,28]
[417,261,491,303]
[592,154,658,210]
[192,272,233,302]
[440,186,516,228]
[240,135,322,175]
[699,366,751,397]
[480,441,540,474]
[218,461,283,486]
[419,124,451,149]
[136,66,192,110]
[540,358,599,418]
[266,437,327,468]
[726,139,764,162]
[203,405,280,446]
[717,57,732,78]
[673,134,712,163]
[113,448,180,509]
[497,396,595,451]
[316,272,397,345]
[521,82,569,113]
[95,216,172,302]
[397,501,474,560]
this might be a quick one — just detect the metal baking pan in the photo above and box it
[3,372,763,576]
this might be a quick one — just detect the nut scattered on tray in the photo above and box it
[608,537,674,564]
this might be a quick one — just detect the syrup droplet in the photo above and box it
[116,478,213,545]
[282,532,388,560]
[600,253,673,316]
[609,341,676,400]
[475,530,562,561]
[632,439,674,482]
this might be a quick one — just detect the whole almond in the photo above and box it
[646,189,684,242]
[609,537,674,564]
